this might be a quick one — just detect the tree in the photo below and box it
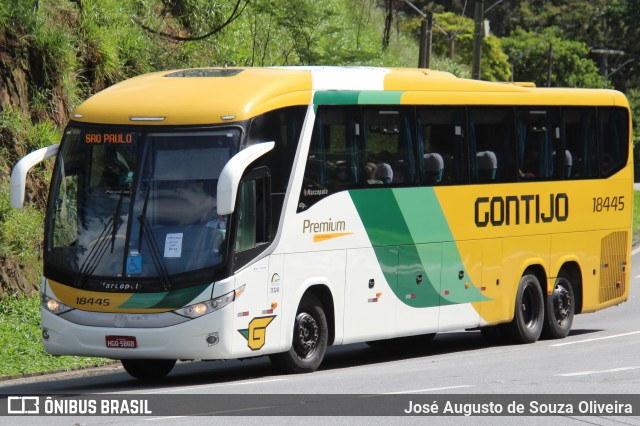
[502,28,604,88]
[403,11,511,81]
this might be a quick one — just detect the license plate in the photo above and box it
[105,335,137,349]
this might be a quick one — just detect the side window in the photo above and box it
[469,108,517,183]
[417,108,467,185]
[234,172,270,263]
[516,108,560,180]
[561,108,597,179]
[248,106,306,235]
[599,107,629,177]
[298,106,360,212]
[247,106,306,194]
[363,108,415,185]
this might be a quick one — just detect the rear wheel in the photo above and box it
[542,272,575,339]
[121,359,176,380]
[503,272,544,343]
[270,294,328,373]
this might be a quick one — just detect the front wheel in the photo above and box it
[542,272,575,339]
[503,273,544,344]
[121,359,176,380]
[270,294,328,374]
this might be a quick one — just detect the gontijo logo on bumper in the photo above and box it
[303,218,353,242]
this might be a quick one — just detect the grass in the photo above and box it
[0,294,111,379]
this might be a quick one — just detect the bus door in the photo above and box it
[231,168,281,355]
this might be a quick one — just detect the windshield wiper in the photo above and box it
[138,186,172,291]
[74,192,124,287]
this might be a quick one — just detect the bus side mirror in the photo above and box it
[10,144,60,209]
[217,142,274,215]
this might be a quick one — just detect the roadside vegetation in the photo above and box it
[0,294,111,378]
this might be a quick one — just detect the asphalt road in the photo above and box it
[2,248,640,425]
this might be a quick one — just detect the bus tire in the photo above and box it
[270,294,328,374]
[542,272,575,339]
[504,273,544,344]
[121,359,176,380]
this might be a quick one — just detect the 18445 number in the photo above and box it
[592,196,625,212]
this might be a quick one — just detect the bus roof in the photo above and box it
[71,67,629,126]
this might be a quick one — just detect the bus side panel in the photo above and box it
[438,241,482,331]
[579,229,630,313]
[500,234,551,319]
[343,247,397,344]
[394,244,440,337]
[473,238,511,325]
[231,257,282,358]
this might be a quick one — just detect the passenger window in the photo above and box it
[599,107,629,177]
[469,108,517,183]
[417,108,467,185]
[516,108,560,180]
[298,107,360,212]
[562,108,597,179]
[363,108,415,185]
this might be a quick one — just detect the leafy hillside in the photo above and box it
[0,0,638,296]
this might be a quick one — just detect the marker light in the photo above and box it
[129,116,166,122]
[42,295,73,315]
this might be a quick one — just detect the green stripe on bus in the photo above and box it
[313,91,361,105]
[313,91,404,105]
[119,283,211,309]
[357,91,403,104]
[349,187,489,307]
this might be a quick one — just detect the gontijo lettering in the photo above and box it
[475,193,568,227]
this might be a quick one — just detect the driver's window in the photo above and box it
[235,176,269,253]
[236,180,257,252]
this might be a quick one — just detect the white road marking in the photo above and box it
[631,246,640,256]
[551,330,640,347]
[556,366,640,377]
[382,384,476,394]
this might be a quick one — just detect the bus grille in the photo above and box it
[599,231,627,304]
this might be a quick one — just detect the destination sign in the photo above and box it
[85,132,134,144]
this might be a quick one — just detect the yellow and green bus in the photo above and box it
[11,67,632,379]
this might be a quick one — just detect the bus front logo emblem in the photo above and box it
[238,316,276,351]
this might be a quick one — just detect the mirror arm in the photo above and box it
[10,144,60,209]
[217,142,275,215]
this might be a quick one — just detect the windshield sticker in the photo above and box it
[164,233,183,258]
[126,255,142,275]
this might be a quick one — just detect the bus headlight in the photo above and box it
[42,295,73,315]
[173,289,236,319]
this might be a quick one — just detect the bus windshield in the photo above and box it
[45,125,241,286]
